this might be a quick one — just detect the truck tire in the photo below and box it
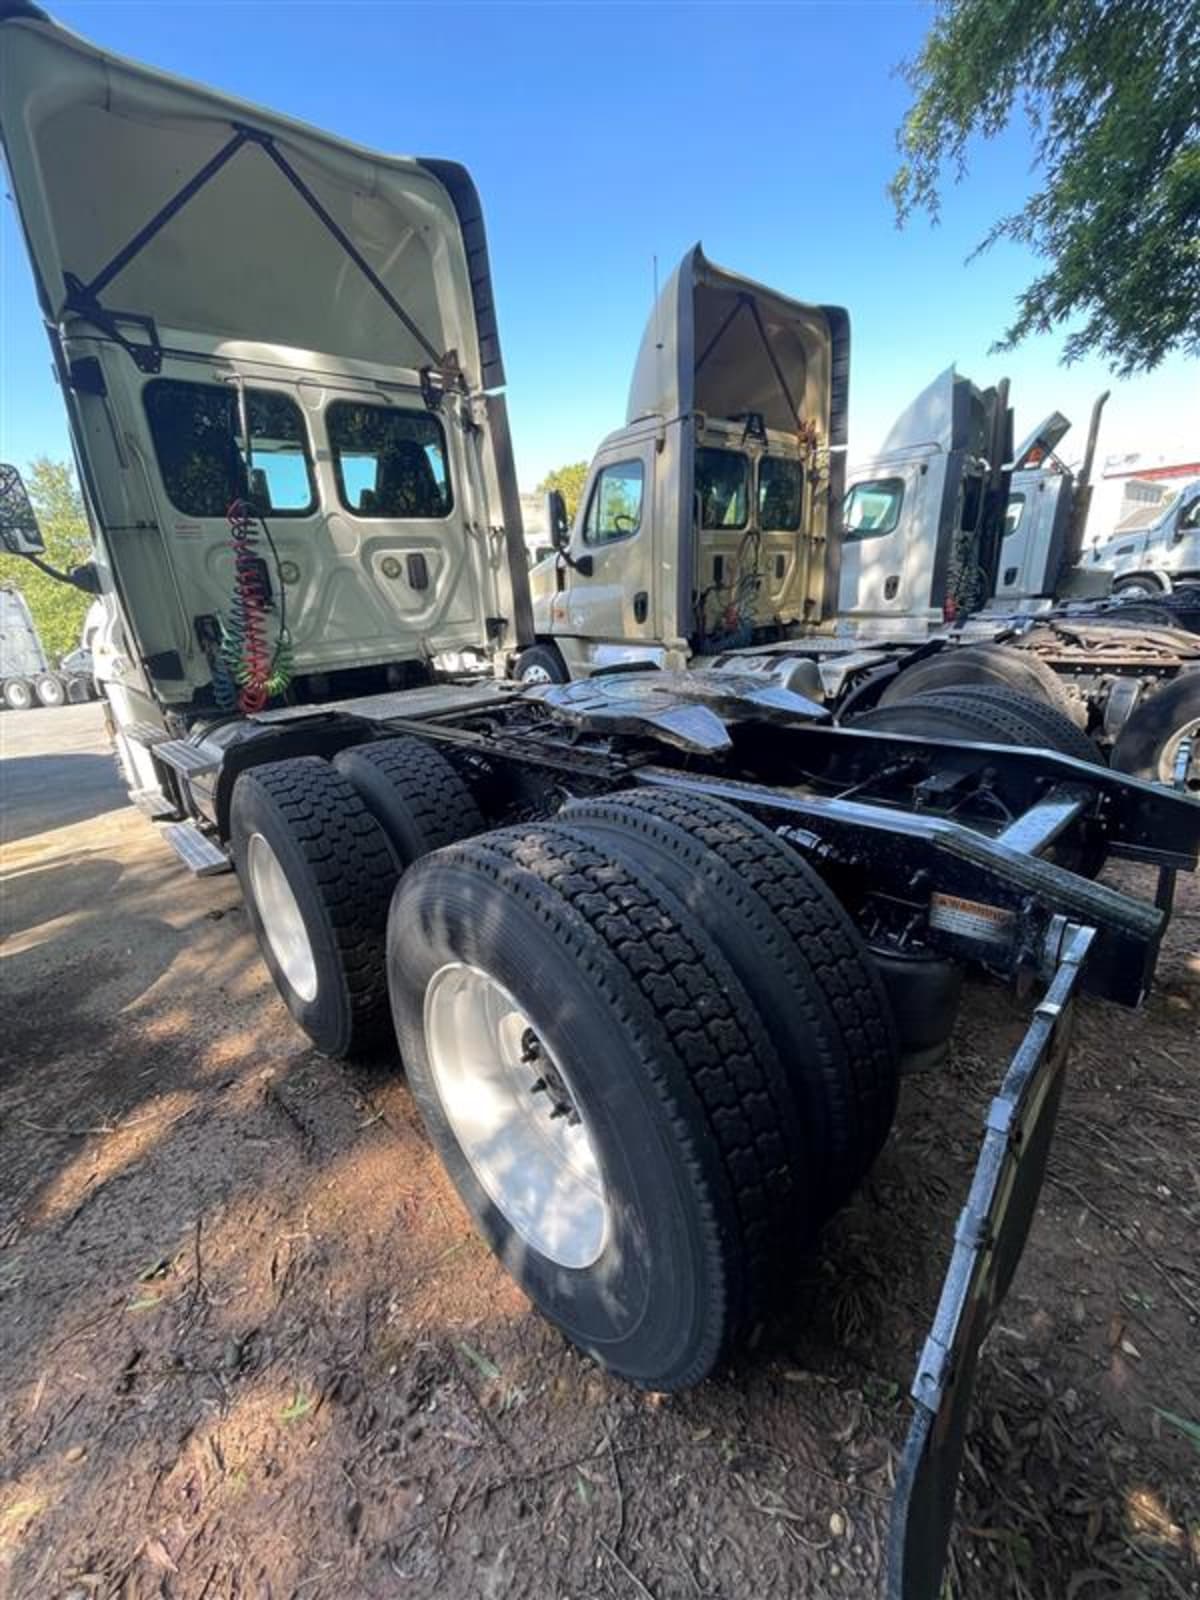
[333,736,484,868]
[1110,671,1200,789]
[66,676,91,704]
[879,640,1078,723]
[387,823,802,1390]
[2,677,34,711]
[1112,573,1167,599]
[917,684,1104,766]
[231,757,399,1058]
[33,672,66,708]
[514,643,569,685]
[853,687,1107,874]
[559,788,899,1216]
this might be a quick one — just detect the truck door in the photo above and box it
[838,466,926,619]
[552,448,658,662]
[1169,491,1200,578]
[996,475,1070,600]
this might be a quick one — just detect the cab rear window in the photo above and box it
[327,402,452,519]
[697,447,748,529]
[758,456,803,531]
[143,379,316,517]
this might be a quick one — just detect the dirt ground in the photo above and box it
[1,705,1198,1600]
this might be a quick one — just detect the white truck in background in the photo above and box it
[522,306,1200,785]
[0,581,96,709]
[839,371,1111,628]
[1084,476,1200,598]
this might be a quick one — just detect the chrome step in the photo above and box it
[124,720,170,747]
[154,738,214,776]
[161,821,231,876]
[130,786,178,820]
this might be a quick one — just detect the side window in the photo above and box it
[1179,496,1200,532]
[327,402,452,518]
[583,459,645,545]
[844,478,904,541]
[696,447,748,529]
[758,456,803,531]
[143,380,316,517]
[1004,493,1027,538]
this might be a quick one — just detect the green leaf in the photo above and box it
[280,1393,314,1424]
[126,1295,161,1312]
[457,1340,501,1382]
[890,0,1200,373]
[1154,1408,1200,1453]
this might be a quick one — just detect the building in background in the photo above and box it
[1087,444,1200,544]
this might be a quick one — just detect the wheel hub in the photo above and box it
[424,964,608,1268]
[246,832,318,1002]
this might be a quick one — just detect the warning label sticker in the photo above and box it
[929,893,1015,944]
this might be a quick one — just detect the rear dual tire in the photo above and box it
[853,684,1107,875]
[34,672,66,708]
[231,758,399,1057]
[1111,670,1200,788]
[232,738,482,1056]
[387,799,900,1388]
[2,677,33,711]
[878,641,1079,723]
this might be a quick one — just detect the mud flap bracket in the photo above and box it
[886,922,1096,1600]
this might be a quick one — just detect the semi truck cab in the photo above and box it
[525,245,848,680]
[0,2,531,818]
[1088,476,1200,596]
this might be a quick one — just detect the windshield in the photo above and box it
[758,456,803,531]
[697,447,749,529]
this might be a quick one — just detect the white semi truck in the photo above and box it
[4,10,1200,1594]
[521,303,1200,785]
[0,579,95,708]
[1084,475,1200,598]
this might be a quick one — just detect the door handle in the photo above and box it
[633,591,648,623]
[884,575,900,600]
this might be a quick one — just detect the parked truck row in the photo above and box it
[518,294,1200,788]
[2,8,1198,1596]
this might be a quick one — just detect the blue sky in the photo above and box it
[1,0,1195,490]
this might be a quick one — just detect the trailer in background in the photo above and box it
[0,583,94,710]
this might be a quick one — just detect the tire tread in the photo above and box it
[236,757,397,1053]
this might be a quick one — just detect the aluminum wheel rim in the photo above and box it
[247,832,318,1003]
[520,663,553,685]
[424,963,608,1269]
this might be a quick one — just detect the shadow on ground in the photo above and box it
[1,803,1198,1599]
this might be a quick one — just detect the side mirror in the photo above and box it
[68,561,102,595]
[0,464,46,555]
[544,489,571,552]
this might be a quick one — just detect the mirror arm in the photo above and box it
[556,549,594,577]
[15,549,101,594]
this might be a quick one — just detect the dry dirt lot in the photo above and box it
[1,704,1198,1600]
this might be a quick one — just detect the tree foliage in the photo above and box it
[537,461,589,521]
[892,0,1200,373]
[0,458,93,664]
